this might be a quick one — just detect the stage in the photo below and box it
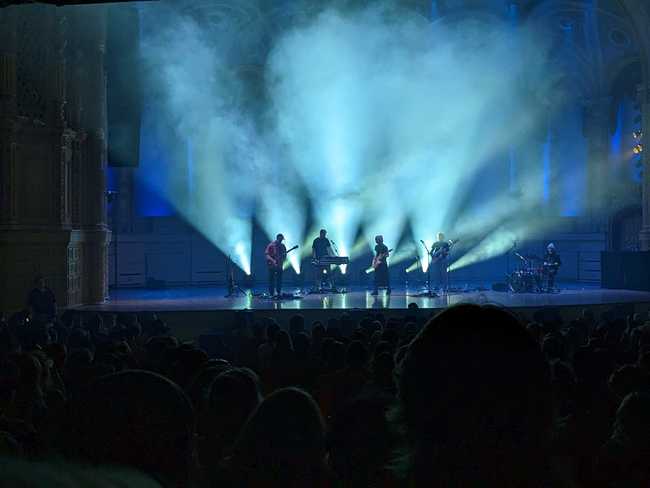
[80,284,650,312]
[75,284,650,342]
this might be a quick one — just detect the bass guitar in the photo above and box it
[372,249,393,269]
[430,239,459,263]
[266,245,298,268]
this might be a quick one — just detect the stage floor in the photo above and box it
[80,284,650,312]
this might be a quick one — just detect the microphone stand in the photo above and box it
[412,240,437,298]
[329,240,342,293]
[224,254,247,298]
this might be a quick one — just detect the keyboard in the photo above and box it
[312,256,350,266]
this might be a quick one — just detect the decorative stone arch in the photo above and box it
[616,1,650,83]
[605,56,642,95]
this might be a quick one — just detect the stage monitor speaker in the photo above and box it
[602,251,650,291]
[106,4,141,167]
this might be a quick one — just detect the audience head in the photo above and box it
[612,392,650,450]
[293,332,311,360]
[187,364,232,410]
[0,458,163,488]
[229,387,327,482]
[608,365,649,403]
[393,303,552,486]
[541,333,564,361]
[346,341,368,369]
[265,321,281,343]
[328,394,394,486]
[289,315,305,337]
[203,368,262,454]
[371,351,395,389]
[274,330,294,355]
[638,350,650,374]
[66,370,194,486]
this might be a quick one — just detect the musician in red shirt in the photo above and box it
[265,234,287,297]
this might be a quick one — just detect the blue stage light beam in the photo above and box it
[448,214,556,272]
[137,7,260,275]
[259,188,306,275]
[363,180,407,262]
[315,199,362,275]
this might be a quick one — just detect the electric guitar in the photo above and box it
[372,248,393,269]
[430,239,459,263]
[266,245,298,268]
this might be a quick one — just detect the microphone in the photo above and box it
[420,239,425,244]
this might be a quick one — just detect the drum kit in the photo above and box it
[507,252,549,293]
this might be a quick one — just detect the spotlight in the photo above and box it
[633,130,643,139]
[405,261,420,274]
[633,144,644,155]
[234,241,251,276]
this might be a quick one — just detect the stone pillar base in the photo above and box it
[0,227,110,312]
[79,228,111,304]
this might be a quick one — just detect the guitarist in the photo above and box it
[430,232,452,292]
[265,233,287,297]
[372,235,391,296]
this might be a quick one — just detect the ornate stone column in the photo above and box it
[638,85,650,250]
[46,10,67,130]
[0,9,17,121]
[49,10,73,228]
[0,5,78,310]
[0,8,23,311]
[0,8,17,226]
[78,5,110,303]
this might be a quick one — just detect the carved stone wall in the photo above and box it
[0,4,110,311]
[639,84,650,250]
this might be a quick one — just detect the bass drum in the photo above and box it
[508,271,536,293]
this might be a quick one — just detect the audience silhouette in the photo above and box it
[1,303,650,487]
